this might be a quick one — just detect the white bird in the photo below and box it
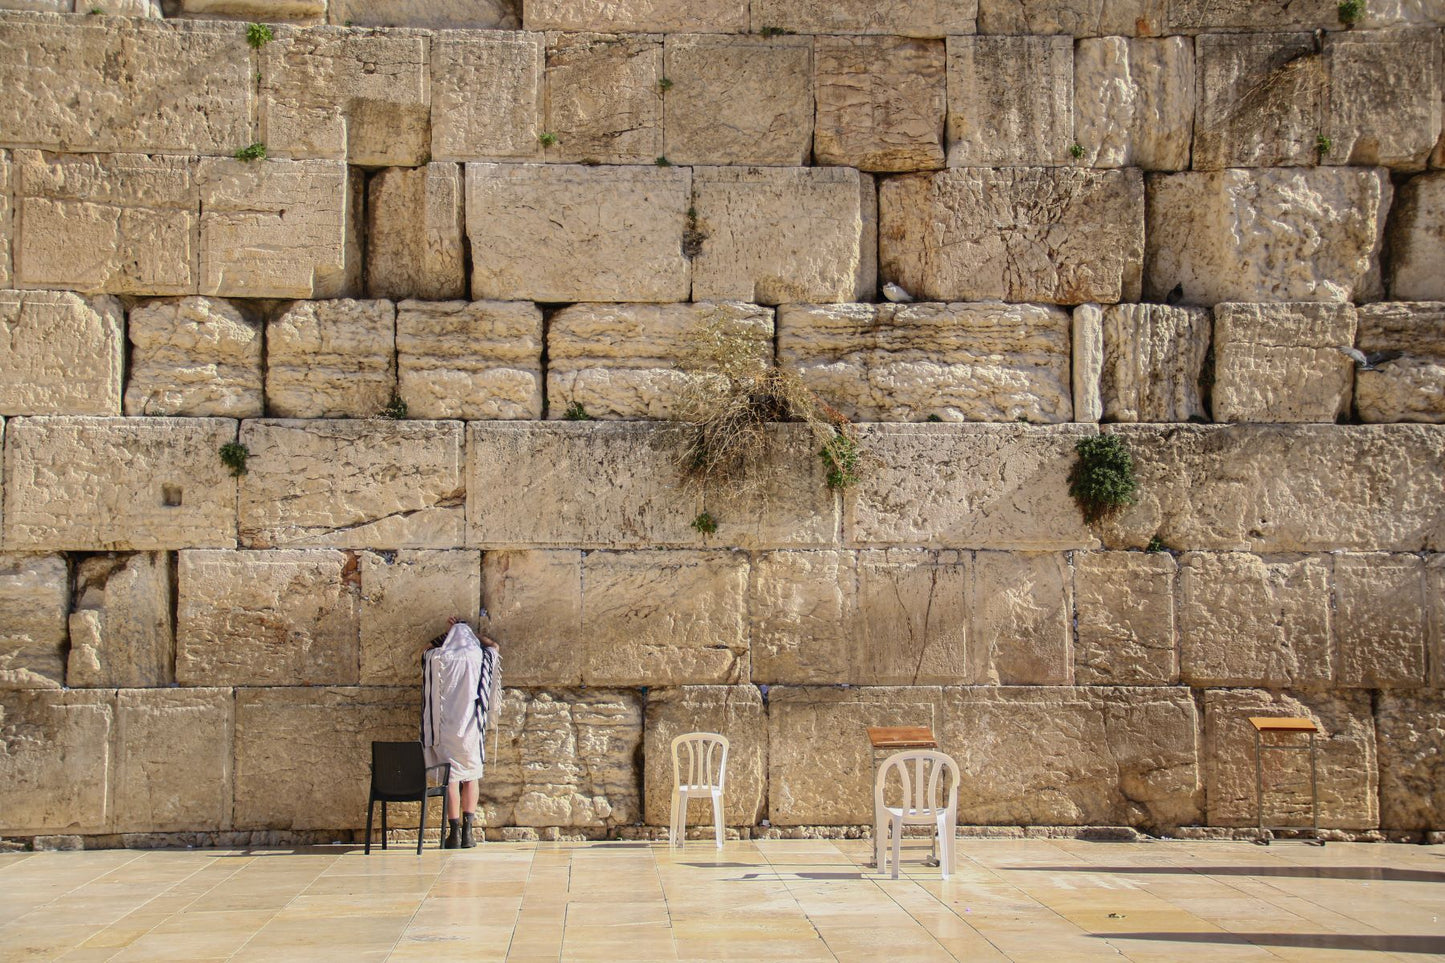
[1336,346,1402,371]
[882,282,913,303]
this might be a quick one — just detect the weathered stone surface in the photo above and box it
[240,420,465,549]
[176,550,359,687]
[481,550,582,686]
[1203,689,1377,829]
[946,36,1072,167]
[125,297,262,418]
[178,0,323,18]
[0,290,122,417]
[748,550,851,684]
[548,302,771,420]
[849,424,1098,550]
[466,164,690,302]
[1376,691,1445,830]
[1098,303,1209,423]
[113,689,231,833]
[66,553,173,689]
[198,158,352,300]
[1072,305,1104,423]
[0,151,9,290]
[1334,553,1428,687]
[813,36,945,173]
[3,417,238,550]
[1167,0,1338,30]
[977,0,1164,35]
[266,300,396,419]
[0,553,67,690]
[1388,172,1445,300]
[767,686,944,825]
[0,689,112,834]
[0,14,252,154]
[702,424,841,549]
[1357,0,1445,27]
[1431,555,1444,688]
[234,687,413,830]
[1212,302,1357,424]
[525,0,746,30]
[1355,302,1445,423]
[1194,34,1324,170]
[644,685,766,827]
[329,0,519,27]
[582,551,748,685]
[544,33,662,165]
[366,164,465,301]
[1074,551,1177,685]
[970,551,1073,685]
[1074,37,1193,170]
[692,167,875,304]
[431,31,544,162]
[13,151,197,296]
[1324,29,1442,171]
[360,550,481,686]
[397,300,543,420]
[1146,168,1389,305]
[469,422,700,548]
[661,35,812,167]
[778,302,1072,424]
[880,168,1144,304]
[943,687,1201,830]
[481,688,642,828]
[1179,552,1332,686]
[854,549,969,685]
[749,0,976,36]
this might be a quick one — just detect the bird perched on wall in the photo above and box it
[1336,346,1403,370]
[1164,282,1185,305]
[882,282,913,303]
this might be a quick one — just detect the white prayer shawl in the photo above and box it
[422,623,501,784]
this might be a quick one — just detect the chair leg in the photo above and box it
[365,799,374,856]
[874,814,885,873]
[712,791,724,850]
[944,815,956,879]
[381,801,388,850]
[668,792,679,847]
[890,816,902,880]
[417,791,427,857]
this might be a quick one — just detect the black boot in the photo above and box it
[460,813,477,849]
[444,818,461,849]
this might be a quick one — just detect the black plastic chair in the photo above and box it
[365,741,450,855]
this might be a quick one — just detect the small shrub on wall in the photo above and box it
[1069,434,1139,523]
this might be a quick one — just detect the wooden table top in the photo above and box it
[867,725,938,749]
[1249,716,1319,733]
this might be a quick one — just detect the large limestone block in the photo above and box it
[1376,692,1445,830]
[466,164,691,302]
[1212,302,1357,423]
[1388,172,1445,300]
[1334,553,1428,687]
[1432,555,1445,687]
[1074,37,1193,171]
[970,551,1073,685]
[178,0,323,18]
[778,302,1072,424]
[749,0,976,35]
[360,550,481,686]
[977,0,1164,35]
[848,424,1097,549]
[691,167,875,304]
[943,687,1201,830]
[661,35,812,167]
[330,0,520,25]
[481,550,582,685]
[113,689,231,833]
[548,302,771,420]
[432,31,543,162]
[0,290,122,417]
[767,686,944,825]
[1355,302,1445,423]
[813,36,946,173]
[1072,304,1104,422]
[261,28,429,166]
[946,36,1072,167]
[1074,551,1177,685]
[481,688,642,828]
[468,422,700,548]
[66,553,173,689]
[524,0,747,30]
[1179,552,1332,686]
[234,687,413,830]
[0,14,252,154]
[3,417,238,550]
[239,420,465,549]
[1166,0,1338,30]
[13,151,197,296]
[1097,303,1209,423]
[124,297,263,418]
[1145,168,1389,305]
[701,423,842,549]
[198,158,352,300]
[176,549,359,687]
[544,33,662,165]
[1324,29,1442,171]
[1194,34,1324,170]
[0,553,67,690]
[0,689,112,834]
[748,550,851,684]
[582,550,749,685]
[366,164,465,301]
[1203,689,1377,829]
[644,686,765,826]
[396,300,543,420]
[880,168,1144,304]
[266,300,396,419]
[0,151,9,289]
[853,549,969,685]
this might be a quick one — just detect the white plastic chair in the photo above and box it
[669,732,729,848]
[873,749,959,879]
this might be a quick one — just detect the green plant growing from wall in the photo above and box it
[234,142,267,162]
[1068,434,1138,523]
[1069,142,1085,159]
[658,77,674,93]
[246,22,274,48]
[1146,534,1168,552]
[562,401,592,421]
[656,156,673,167]
[1316,133,1332,158]
[690,511,718,535]
[1337,0,1365,24]
[219,442,250,477]
[820,430,861,491]
[538,131,559,148]
[380,395,408,419]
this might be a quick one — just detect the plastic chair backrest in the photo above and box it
[671,732,729,792]
[371,741,427,798]
[874,749,959,818]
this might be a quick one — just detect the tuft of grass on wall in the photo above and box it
[1068,434,1139,523]
[246,22,274,48]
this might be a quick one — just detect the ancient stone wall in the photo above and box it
[0,0,1442,843]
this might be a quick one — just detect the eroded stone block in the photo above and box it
[970,551,1073,685]
[1074,37,1193,170]
[525,0,747,30]
[1388,172,1445,300]
[481,550,582,686]
[701,424,841,549]
[1073,304,1104,423]
[360,550,481,686]
[749,0,976,35]
[1334,553,1428,687]
[176,549,359,687]
[1167,0,1338,30]
[1355,302,1445,423]
[0,290,122,417]
[748,550,851,684]
[1376,691,1445,830]
[1098,303,1209,423]
[946,36,1072,167]
[330,0,519,27]
[644,685,765,827]
[854,549,969,685]
[977,0,1164,35]
[367,164,466,301]
[1213,302,1357,423]
[124,297,263,418]
[432,31,544,162]
[813,36,946,172]
[397,300,543,420]
[66,553,173,689]
[0,689,112,834]
[544,33,662,165]
[1325,29,1442,171]
[266,299,396,419]
[114,688,231,833]
[1074,551,1177,685]
[0,151,10,289]
[0,553,67,690]
[1194,33,1324,170]
[178,0,323,17]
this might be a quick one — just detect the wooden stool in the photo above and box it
[1249,716,1324,846]
[866,726,940,867]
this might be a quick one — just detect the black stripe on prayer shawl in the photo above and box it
[476,647,499,762]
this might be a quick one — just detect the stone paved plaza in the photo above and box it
[1,838,1442,961]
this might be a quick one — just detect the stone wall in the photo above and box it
[0,0,1442,842]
